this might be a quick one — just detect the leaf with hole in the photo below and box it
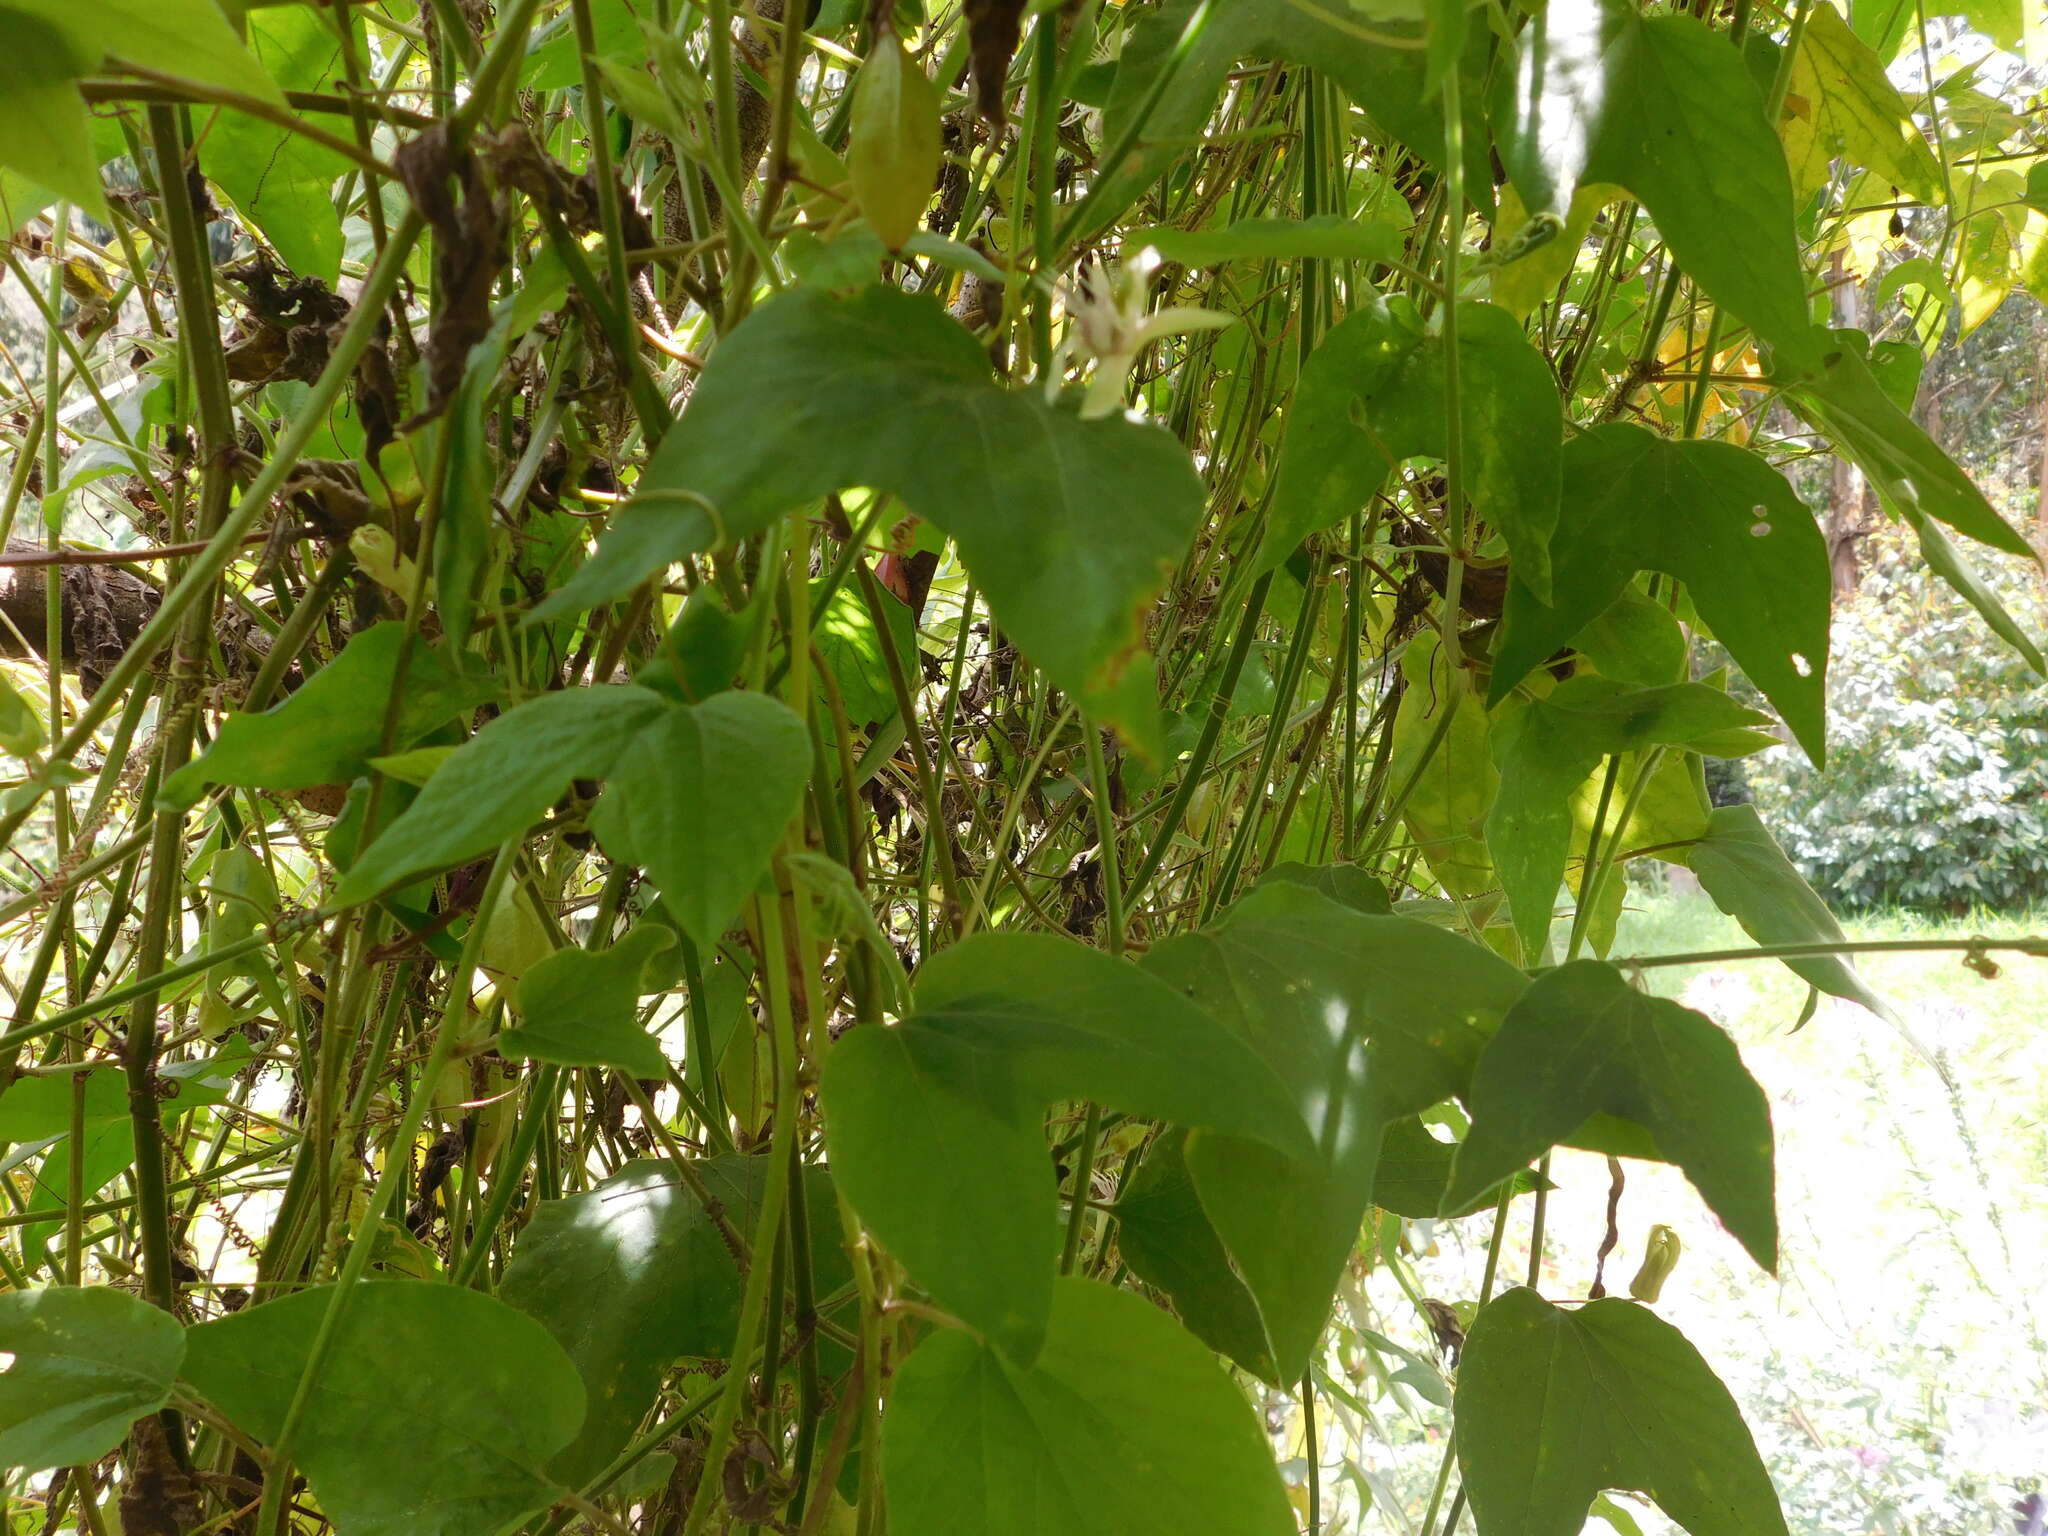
[1489,424,1832,761]
[1448,960,1777,1271]
[1456,1288,1788,1536]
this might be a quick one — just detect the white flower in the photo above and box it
[1055,246,1235,419]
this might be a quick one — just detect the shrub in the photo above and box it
[1745,534,2048,911]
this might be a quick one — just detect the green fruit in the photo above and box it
[848,37,942,252]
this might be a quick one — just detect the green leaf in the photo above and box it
[1094,0,1494,236]
[1789,331,2034,558]
[883,1278,1294,1536]
[1782,3,1943,204]
[0,1070,128,1141]
[1374,1116,1544,1219]
[181,1280,583,1536]
[1145,882,1526,1380]
[1900,507,2047,672]
[1456,1288,1789,1536]
[589,691,810,948]
[1256,295,1562,601]
[1448,960,1777,1270]
[498,1155,849,1485]
[164,624,497,808]
[435,318,513,650]
[39,0,286,101]
[1486,677,1776,959]
[529,286,1204,752]
[1489,424,1833,762]
[205,2,352,282]
[505,924,677,1076]
[813,577,914,727]
[1255,861,1393,915]
[1114,1130,1274,1381]
[1684,804,1897,1024]
[1389,631,1500,907]
[822,1024,1057,1362]
[1495,0,1822,372]
[521,0,644,90]
[0,671,45,758]
[1128,215,1406,268]
[0,1287,185,1471]
[332,685,669,905]
[910,932,1313,1154]
[0,11,106,219]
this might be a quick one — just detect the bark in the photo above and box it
[1824,251,1879,597]
[0,540,161,690]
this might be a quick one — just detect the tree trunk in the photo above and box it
[1825,251,1878,597]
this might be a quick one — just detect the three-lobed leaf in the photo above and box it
[529,286,1205,751]
[1489,425,1832,761]
[589,690,811,948]
[1457,1288,1789,1536]
[883,1279,1294,1536]
[1257,294,1562,599]
[497,1155,850,1485]
[505,923,678,1077]
[182,1280,584,1536]
[1145,882,1527,1379]
[1449,960,1778,1271]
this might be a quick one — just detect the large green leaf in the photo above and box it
[1456,1288,1789,1536]
[1145,882,1527,1380]
[1256,295,1562,600]
[1782,3,1943,203]
[163,623,498,809]
[1448,961,1777,1270]
[504,923,677,1076]
[205,2,353,282]
[822,1024,1057,1362]
[883,1278,1294,1536]
[332,685,669,905]
[0,12,103,218]
[181,1280,583,1536]
[588,691,810,948]
[30,0,286,102]
[497,1155,850,1485]
[1489,424,1833,761]
[909,932,1312,1154]
[1093,0,1494,234]
[825,932,1312,1362]
[529,286,1204,750]
[1114,1130,1273,1381]
[0,1287,185,1472]
[1374,1115,1546,1220]
[1485,677,1776,959]
[1788,332,2034,558]
[1683,804,1896,1023]
[1494,0,1822,372]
